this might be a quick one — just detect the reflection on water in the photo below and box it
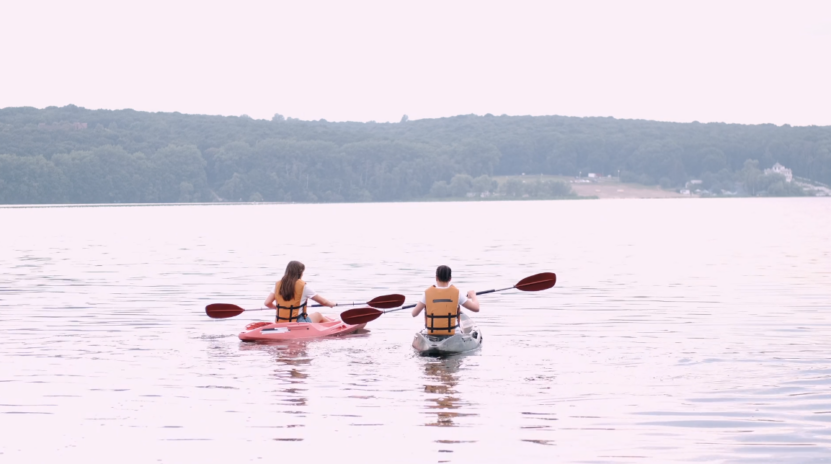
[2,199,831,463]
[238,342,310,439]
[424,356,475,427]
[422,356,478,429]
[421,355,481,461]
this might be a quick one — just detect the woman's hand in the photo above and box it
[467,290,476,299]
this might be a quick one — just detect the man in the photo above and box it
[412,265,480,336]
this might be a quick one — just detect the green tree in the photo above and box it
[471,175,498,196]
[449,174,473,197]
[429,181,450,197]
[52,146,150,203]
[149,145,207,202]
[740,159,763,196]
[0,154,67,203]
[500,178,524,197]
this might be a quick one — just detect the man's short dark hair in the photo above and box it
[436,265,452,282]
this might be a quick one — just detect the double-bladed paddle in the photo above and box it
[205,293,406,319]
[339,272,557,325]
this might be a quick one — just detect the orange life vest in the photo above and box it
[274,279,308,322]
[424,285,460,336]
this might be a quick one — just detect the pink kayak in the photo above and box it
[238,319,366,342]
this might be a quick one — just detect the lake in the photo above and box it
[1,198,830,463]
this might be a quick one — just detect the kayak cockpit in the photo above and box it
[239,318,366,342]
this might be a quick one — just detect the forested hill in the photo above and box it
[1,105,829,204]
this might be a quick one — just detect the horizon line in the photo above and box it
[1,104,827,129]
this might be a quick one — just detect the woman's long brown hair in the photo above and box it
[279,261,305,300]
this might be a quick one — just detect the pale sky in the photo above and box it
[2,0,829,125]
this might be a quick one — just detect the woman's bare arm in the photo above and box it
[264,292,277,308]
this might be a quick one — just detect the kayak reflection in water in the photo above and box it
[411,265,480,336]
[422,357,476,427]
[264,261,336,323]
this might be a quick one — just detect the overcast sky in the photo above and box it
[2,0,829,125]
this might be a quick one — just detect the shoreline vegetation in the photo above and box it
[4,193,830,210]
[5,177,831,208]
[1,105,830,205]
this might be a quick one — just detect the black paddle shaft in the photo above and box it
[476,286,514,295]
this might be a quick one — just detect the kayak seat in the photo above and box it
[245,321,272,331]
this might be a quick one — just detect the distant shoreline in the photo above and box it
[3,106,829,204]
[569,180,694,199]
[2,195,827,209]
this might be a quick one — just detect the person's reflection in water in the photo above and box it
[422,356,478,427]
[240,341,310,410]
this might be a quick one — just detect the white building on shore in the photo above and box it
[765,163,793,182]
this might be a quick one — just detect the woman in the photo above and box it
[264,261,336,323]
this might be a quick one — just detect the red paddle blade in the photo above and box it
[205,303,245,319]
[515,272,557,292]
[341,307,383,325]
[367,294,405,309]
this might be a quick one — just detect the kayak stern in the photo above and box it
[412,313,482,355]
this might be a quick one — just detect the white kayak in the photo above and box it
[412,313,483,355]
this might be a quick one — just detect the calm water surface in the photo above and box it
[1,199,830,463]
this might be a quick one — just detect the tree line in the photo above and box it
[1,105,829,204]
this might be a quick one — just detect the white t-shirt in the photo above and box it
[300,285,316,306]
[419,284,468,306]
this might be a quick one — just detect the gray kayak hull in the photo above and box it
[412,313,483,355]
